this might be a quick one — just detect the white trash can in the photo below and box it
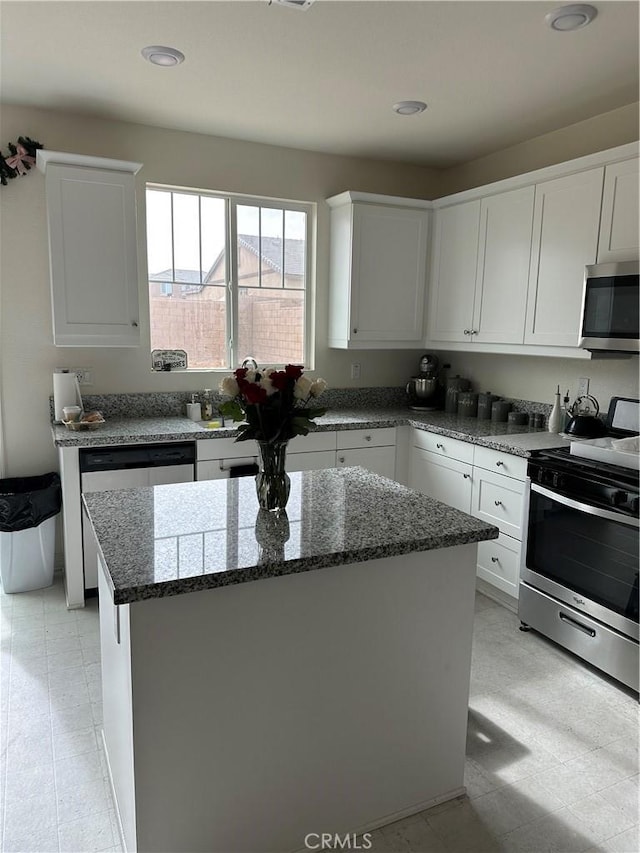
[0,516,57,593]
[0,473,61,594]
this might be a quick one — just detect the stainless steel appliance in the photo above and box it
[406,354,443,411]
[579,261,639,353]
[80,442,195,592]
[519,398,639,691]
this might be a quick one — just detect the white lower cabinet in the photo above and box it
[409,448,472,513]
[476,534,521,599]
[336,427,397,479]
[409,429,527,605]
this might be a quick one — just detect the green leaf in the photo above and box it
[218,401,245,422]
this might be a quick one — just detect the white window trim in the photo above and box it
[146,183,316,371]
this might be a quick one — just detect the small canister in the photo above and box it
[477,392,499,420]
[445,375,470,414]
[491,400,512,422]
[532,413,545,429]
[186,402,201,421]
[457,391,479,418]
[508,411,528,426]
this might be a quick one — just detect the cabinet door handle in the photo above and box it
[463,473,470,479]
[131,321,139,327]
[353,328,358,334]
[494,499,503,506]
[436,443,444,449]
[471,329,478,335]
[364,435,372,442]
[495,460,504,467]
[339,455,345,463]
[463,329,471,335]
[491,556,500,563]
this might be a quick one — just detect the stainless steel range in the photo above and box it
[519,397,639,692]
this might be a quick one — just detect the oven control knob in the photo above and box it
[551,472,565,489]
[630,497,639,515]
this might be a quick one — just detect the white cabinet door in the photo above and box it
[42,158,141,347]
[524,168,604,347]
[409,448,472,514]
[427,200,480,343]
[597,158,640,263]
[336,446,396,480]
[473,187,535,344]
[328,194,429,348]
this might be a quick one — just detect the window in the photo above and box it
[146,186,312,370]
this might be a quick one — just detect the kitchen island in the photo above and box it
[86,466,497,853]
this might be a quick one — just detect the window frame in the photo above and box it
[145,183,315,371]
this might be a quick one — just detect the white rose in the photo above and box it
[220,376,239,397]
[244,369,257,384]
[293,375,313,400]
[309,378,327,398]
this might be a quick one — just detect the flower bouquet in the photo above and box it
[218,364,327,444]
[219,364,328,511]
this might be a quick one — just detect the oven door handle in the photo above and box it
[531,483,639,529]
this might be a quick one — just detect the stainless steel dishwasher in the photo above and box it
[80,443,195,591]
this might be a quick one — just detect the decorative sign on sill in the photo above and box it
[151,350,188,371]
[0,136,43,186]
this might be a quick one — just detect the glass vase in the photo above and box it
[256,441,290,512]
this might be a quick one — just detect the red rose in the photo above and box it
[269,370,289,391]
[234,367,248,380]
[284,364,304,381]
[241,381,267,405]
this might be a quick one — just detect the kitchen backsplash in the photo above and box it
[49,387,551,420]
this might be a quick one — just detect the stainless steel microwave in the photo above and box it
[579,261,639,353]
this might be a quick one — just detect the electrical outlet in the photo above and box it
[577,376,590,397]
[59,367,93,386]
[350,363,361,380]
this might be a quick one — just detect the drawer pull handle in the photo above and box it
[339,456,345,463]
[495,460,504,467]
[559,612,596,638]
[364,435,372,442]
[491,556,499,563]
[463,473,470,479]
[494,500,503,506]
[436,443,444,449]
[463,329,471,335]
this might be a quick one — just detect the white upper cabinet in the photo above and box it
[597,158,640,263]
[524,168,604,347]
[428,187,535,345]
[473,186,535,344]
[428,200,480,343]
[327,192,430,349]
[38,151,142,347]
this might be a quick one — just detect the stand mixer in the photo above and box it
[406,354,443,411]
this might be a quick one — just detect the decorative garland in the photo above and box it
[0,136,43,186]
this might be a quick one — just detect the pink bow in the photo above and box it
[6,144,36,176]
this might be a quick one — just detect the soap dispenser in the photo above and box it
[201,389,213,421]
[548,385,563,433]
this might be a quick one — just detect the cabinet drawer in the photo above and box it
[197,437,257,461]
[288,432,337,454]
[336,427,396,449]
[473,445,527,480]
[412,429,474,464]
[477,534,521,599]
[472,467,525,539]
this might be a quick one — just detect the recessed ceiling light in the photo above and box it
[141,45,185,67]
[545,4,598,31]
[393,101,427,116]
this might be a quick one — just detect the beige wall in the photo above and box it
[0,101,638,480]
[0,103,439,477]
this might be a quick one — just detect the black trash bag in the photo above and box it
[0,473,62,533]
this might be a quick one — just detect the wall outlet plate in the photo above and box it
[577,376,590,397]
[350,363,361,380]
[54,367,93,385]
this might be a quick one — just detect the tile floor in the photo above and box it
[1,575,638,853]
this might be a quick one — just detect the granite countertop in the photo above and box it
[84,466,498,605]
[53,408,569,456]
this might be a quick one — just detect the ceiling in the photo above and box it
[1,0,638,168]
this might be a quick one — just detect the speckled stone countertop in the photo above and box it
[84,467,498,605]
[53,408,569,456]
